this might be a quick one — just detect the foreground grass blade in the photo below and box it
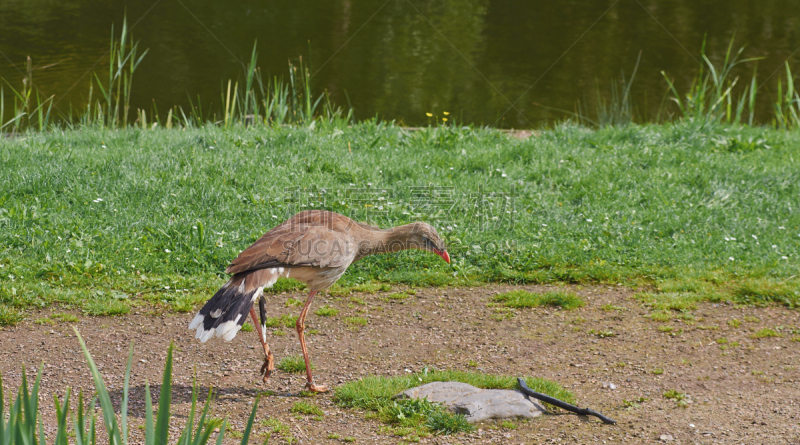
[154,342,175,445]
[239,395,260,445]
[121,342,134,445]
[74,328,123,445]
[144,383,154,445]
[54,388,71,445]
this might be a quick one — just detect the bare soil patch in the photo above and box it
[1,284,799,444]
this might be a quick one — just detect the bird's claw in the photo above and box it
[260,353,274,383]
[305,382,329,393]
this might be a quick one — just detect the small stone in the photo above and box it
[660,433,674,441]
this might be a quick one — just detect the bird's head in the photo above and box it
[404,222,450,264]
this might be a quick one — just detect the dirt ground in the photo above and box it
[1,284,799,444]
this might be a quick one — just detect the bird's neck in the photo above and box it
[357,223,417,257]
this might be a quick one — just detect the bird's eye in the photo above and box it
[423,237,437,250]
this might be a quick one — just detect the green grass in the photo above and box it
[290,401,324,416]
[0,122,799,317]
[314,305,339,317]
[751,328,781,339]
[0,304,24,326]
[335,369,571,435]
[264,314,299,329]
[240,323,254,332]
[277,355,311,373]
[493,290,585,310]
[344,316,368,327]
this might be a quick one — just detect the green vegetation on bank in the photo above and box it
[0,121,799,322]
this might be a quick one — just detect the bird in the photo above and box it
[188,210,450,392]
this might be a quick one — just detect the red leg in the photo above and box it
[250,307,274,382]
[296,290,327,392]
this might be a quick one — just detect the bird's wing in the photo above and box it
[225,211,359,274]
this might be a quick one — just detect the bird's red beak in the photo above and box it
[434,249,451,264]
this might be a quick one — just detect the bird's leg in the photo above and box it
[249,306,273,383]
[296,290,328,393]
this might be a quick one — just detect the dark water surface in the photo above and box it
[2,0,800,128]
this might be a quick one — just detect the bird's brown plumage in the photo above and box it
[190,210,450,392]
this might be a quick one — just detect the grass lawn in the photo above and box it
[1,121,798,321]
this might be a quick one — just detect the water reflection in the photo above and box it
[1,0,800,128]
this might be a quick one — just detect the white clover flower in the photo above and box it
[752,235,758,240]
[586,219,593,222]
[729,257,735,261]
[165,249,171,253]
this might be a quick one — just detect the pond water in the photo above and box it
[2,0,800,128]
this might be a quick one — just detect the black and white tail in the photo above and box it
[189,267,289,342]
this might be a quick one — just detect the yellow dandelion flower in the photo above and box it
[443,111,450,115]
[426,113,433,117]
[442,118,448,122]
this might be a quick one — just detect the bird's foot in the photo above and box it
[305,382,329,393]
[260,354,274,383]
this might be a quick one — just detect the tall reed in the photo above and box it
[661,37,761,126]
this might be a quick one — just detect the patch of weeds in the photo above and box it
[491,307,515,321]
[353,283,392,293]
[634,292,700,312]
[240,323,254,332]
[493,290,584,310]
[651,368,664,375]
[728,318,741,328]
[34,317,55,325]
[425,409,473,435]
[499,420,518,429]
[261,417,294,442]
[285,298,303,307]
[169,293,207,312]
[715,337,729,344]
[588,329,615,338]
[273,329,286,336]
[745,316,760,323]
[751,328,781,339]
[793,336,800,342]
[697,325,718,330]
[344,316,368,327]
[307,328,319,335]
[663,389,688,408]
[343,437,356,443]
[387,292,411,302]
[265,313,299,329]
[658,325,673,333]
[277,355,311,373]
[291,401,324,416]
[733,278,800,308]
[80,299,130,316]
[751,370,764,376]
[51,312,78,322]
[327,433,341,440]
[350,296,367,306]
[227,430,244,439]
[571,316,585,324]
[378,398,473,436]
[315,305,339,317]
[648,311,672,322]
[467,360,478,368]
[600,304,627,312]
[621,397,647,410]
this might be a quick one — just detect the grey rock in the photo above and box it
[394,382,546,423]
